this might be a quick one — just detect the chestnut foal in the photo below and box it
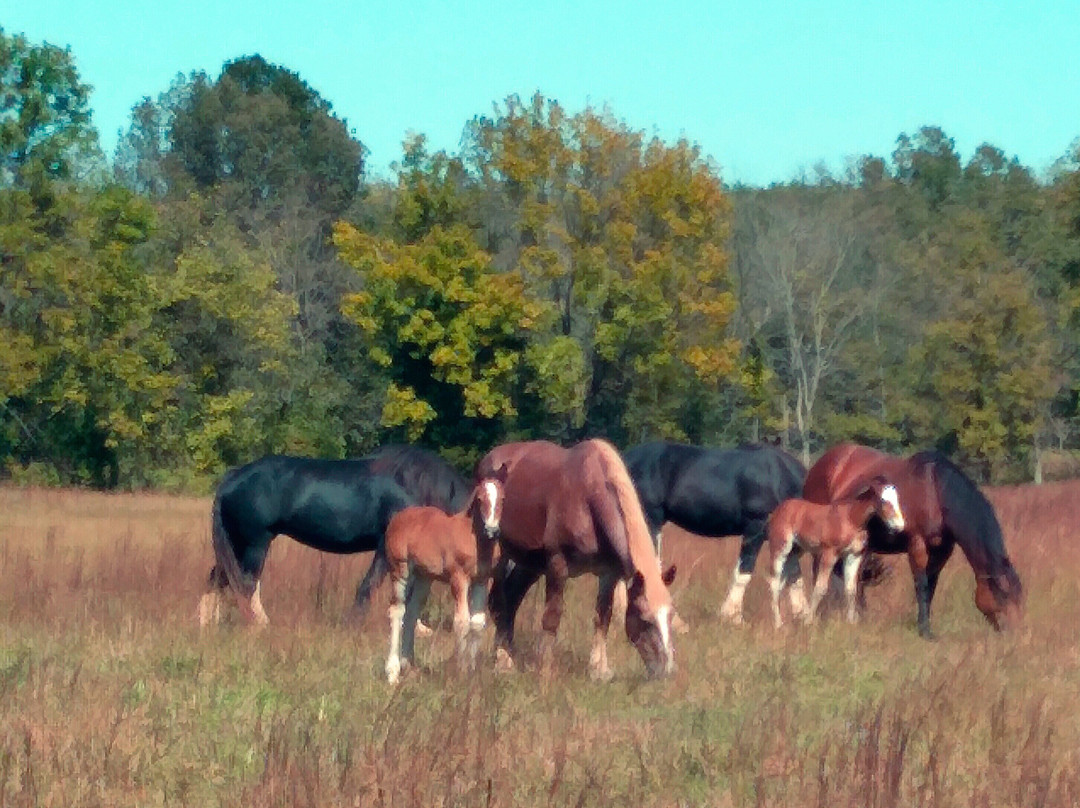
[767,478,904,628]
[384,470,506,684]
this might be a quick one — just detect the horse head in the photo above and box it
[470,462,509,539]
[624,564,677,678]
[860,476,905,532]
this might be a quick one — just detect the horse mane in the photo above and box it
[910,451,1021,601]
[589,440,671,605]
[367,445,470,513]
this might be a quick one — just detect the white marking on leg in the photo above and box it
[788,581,810,621]
[250,582,269,626]
[843,553,862,623]
[721,569,753,624]
[770,534,794,628]
[386,602,405,683]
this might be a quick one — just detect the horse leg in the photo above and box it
[465,578,488,669]
[907,537,935,639]
[489,558,542,673]
[401,574,431,668]
[352,536,390,620]
[721,520,766,624]
[784,545,810,621]
[842,552,864,623]
[450,570,472,671]
[590,572,618,682]
[385,564,409,684]
[768,531,794,630]
[538,557,569,679]
[807,549,837,623]
[198,566,227,629]
[239,539,272,627]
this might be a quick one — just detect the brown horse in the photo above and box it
[804,443,1023,637]
[384,469,507,684]
[476,439,677,679]
[767,478,904,628]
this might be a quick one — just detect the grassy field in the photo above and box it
[2,481,1079,807]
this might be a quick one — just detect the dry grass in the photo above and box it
[1,481,1079,806]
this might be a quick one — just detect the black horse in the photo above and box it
[198,445,470,627]
[623,441,810,624]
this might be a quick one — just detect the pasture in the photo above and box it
[1,482,1079,807]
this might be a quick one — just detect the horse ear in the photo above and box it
[628,570,646,596]
[661,564,677,586]
[494,461,510,483]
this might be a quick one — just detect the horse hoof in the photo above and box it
[415,621,434,638]
[671,612,690,635]
[495,648,515,673]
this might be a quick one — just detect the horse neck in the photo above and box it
[591,441,670,604]
[842,496,879,527]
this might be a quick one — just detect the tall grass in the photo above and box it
[1,482,1078,806]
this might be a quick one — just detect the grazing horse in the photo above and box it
[384,469,507,683]
[803,443,1023,637]
[767,478,904,628]
[199,445,470,627]
[624,441,809,625]
[477,439,677,679]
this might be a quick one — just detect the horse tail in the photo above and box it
[211,469,254,599]
[589,440,667,593]
[352,482,413,617]
[352,539,390,617]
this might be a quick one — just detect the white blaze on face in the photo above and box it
[483,481,500,532]
[880,484,905,531]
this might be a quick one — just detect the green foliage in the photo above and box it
[336,221,538,456]
[467,95,739,443]
[166,56,364,215]
[4,33,1080,486]
[0,28,102,189]
[896,209,1054,480]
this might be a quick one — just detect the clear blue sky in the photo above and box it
[6,1,1080,185]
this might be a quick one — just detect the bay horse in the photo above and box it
[476,439,677,679]
[384,469,507,683]
[624,441,810,625]
[767,478,904,628]
[199,445,470,627]
[803,443,1023,637]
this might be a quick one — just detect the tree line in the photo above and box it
[2,30,1078,489]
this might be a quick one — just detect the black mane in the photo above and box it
[366,445,470,513]
[911,451,1020,598]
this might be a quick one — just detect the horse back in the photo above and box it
[635,442,804,536]
[386,505,477,576]
[218,455,413,552]
[487,442,570,555]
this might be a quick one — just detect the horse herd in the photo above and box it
[197,439,1024,681]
